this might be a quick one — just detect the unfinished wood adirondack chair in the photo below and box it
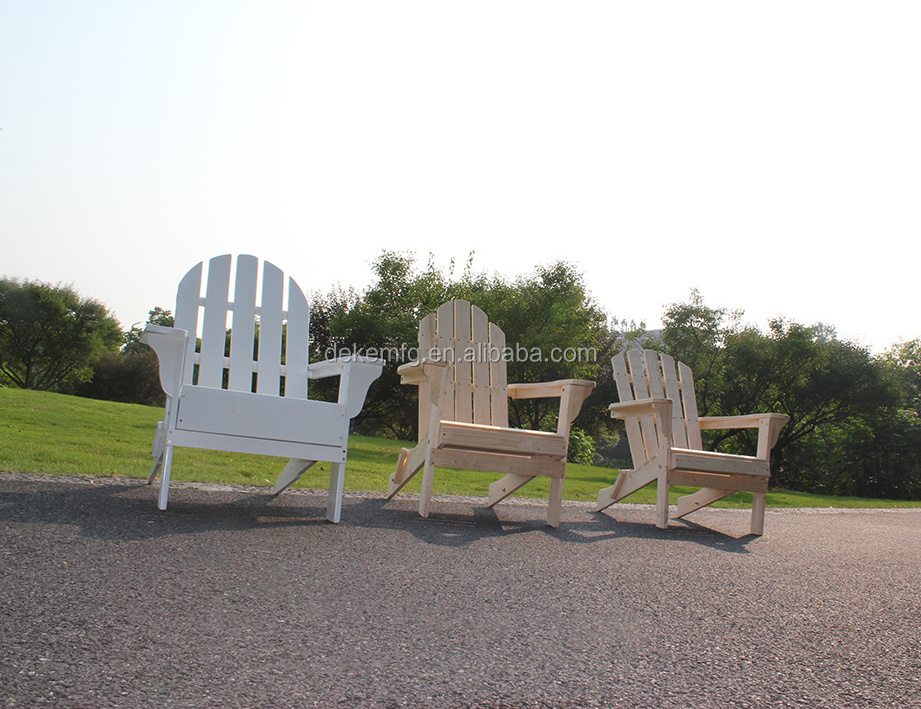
[387,300,595,527]
[598,349,788,535]
[142,254,383,522]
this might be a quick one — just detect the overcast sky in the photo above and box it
[2,1,919,352]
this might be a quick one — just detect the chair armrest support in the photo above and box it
[310,356,384,419]
[699,413,789,459]
[141,325,189,398]
[508,380,596,438]
[397,360,451,439]
[610,397,674,450]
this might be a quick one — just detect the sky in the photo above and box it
[2,1,919,353]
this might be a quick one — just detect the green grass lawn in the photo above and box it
[2,387,919,509]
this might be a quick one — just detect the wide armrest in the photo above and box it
[698,413,789,430]
[609,397,672,420]
[308,355,385,380]
[309,356,384,419]
[141,325,189,398]
[507,379,595,400]
[396,359,450,385]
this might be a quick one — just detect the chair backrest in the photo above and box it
[612,349,702,464]
[417,300,509,434]
[173,254,310,399]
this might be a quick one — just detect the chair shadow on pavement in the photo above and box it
[0,478,327,542]
[334,496,758,553]
[0,475,758,554]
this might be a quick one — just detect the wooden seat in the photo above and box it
[598,349,788,535]
[386,299,594,526]
[142,254,382,522]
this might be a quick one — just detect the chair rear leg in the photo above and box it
[148,457,162,485]
[275,458,317,495]
[157,444,174,511]
[388,445,428,499]
[596,461,659,512]
[327,461,346,524]
[148,423,166,484]
[487,473,532,507]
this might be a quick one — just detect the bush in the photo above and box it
[568,427,596,466]
[71,350,164,407]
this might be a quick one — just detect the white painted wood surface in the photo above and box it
[599,349,788,535]
[143,254,383,522]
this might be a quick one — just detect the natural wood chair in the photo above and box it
[387,299,595,526]
[143,254,382,522]
[598,349,788,535]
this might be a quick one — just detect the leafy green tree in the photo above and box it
[720,320,898,487]
[76,307,175,406]
[0,278,123,391]
[656,291,903,494]
[483,261,611,433]
[881,338,921,413]
[321,251,611,441]
[123,307,174,355]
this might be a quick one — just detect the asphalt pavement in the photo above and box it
[2,471,920,709]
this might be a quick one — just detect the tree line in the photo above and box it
[2,252,919,500]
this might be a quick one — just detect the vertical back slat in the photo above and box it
[644,350,666,399]
[627,349,658,462]
[285,276,309,399]
[453,300,474,423]
[199,255,232,388]
[228,255,258,392]
[488,323,508,427]
[257,262,284,394]
[417,313,436,440]
[660,353,689,448]
[679,362,703,450]
[471,305,491,424]
[436,301,456,421]
[613,352,648,466]
[174,262,204,385]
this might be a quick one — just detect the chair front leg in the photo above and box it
[655,469,670,529]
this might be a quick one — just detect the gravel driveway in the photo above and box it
[2,472,920,709]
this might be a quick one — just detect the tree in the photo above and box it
[321,251,612,441]
[123,306,174,355]
[657,291,903,494]
[0,278,123,391]
[482,261,612,433]
[75,307,175,406]
[720,320,898,487]
[312,252,465,438]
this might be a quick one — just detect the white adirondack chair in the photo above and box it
[598,349,788,535]
[387,300,595,527]
[142,254,383,522]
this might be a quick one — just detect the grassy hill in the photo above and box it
[2,387,919,509]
